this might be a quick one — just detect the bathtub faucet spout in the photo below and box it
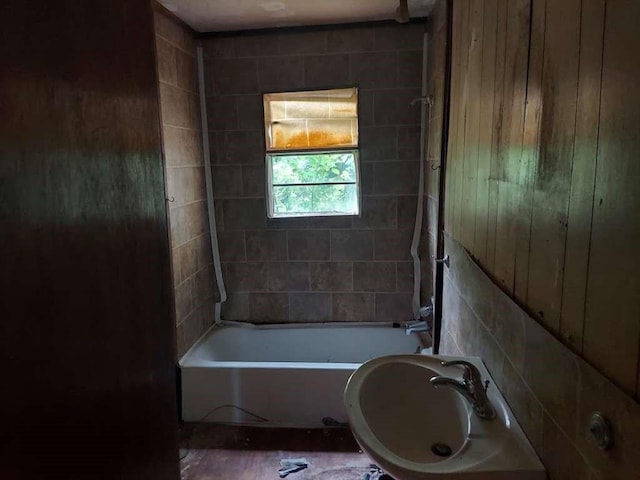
[405,320,429,335]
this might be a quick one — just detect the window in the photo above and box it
[263,88,360,218]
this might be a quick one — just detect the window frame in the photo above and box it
[262,87,361,219]
[265,148,361,219]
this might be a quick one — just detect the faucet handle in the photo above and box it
[440,360,482,384]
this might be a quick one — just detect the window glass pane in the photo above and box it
[272,184,358,216]
[271,152,357,185]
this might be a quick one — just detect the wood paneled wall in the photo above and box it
[0,0,180,478]
[444,0,640,399]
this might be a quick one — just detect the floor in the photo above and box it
[179,423,378,480]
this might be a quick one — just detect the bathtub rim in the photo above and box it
[178,320,405,367]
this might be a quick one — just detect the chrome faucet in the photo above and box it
[405,320,429,335]
[430,360,496,420]
[405,305,433,335]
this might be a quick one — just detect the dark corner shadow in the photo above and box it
[181,423,362,453]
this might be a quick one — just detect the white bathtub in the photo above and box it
[179,322,426,427]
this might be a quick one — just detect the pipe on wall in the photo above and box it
[197,45,227,323]
[409,31,432,321]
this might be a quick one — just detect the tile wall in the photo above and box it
[154,10,217,357]
[201,22,431,324]
[441,234,640,480]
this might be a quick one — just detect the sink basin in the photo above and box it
[344,354,545,480]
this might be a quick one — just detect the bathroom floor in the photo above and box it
[179,423,375,480]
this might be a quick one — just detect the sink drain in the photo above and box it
[431,442,452,457]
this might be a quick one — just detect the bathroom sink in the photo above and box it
[344,354,545,480]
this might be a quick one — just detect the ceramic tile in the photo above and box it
[288,230,330,261]
[257,56,304,92]
[398,50,423,87]
[374,229,413,260]
[326,27,377,53]
[233,34,279,57]
[216,130,263,165]
[236,95,264,130]
[501,358,544,454]
[395,262,414,294]
[277,30,327,55]
[163,126,203,167]
[542,413,591,480]
[397,125,421,160]
[249,293,289,322]
[575,360,640,480]
[330,230,374,261]
[397,195,419,228]
[212,165,242,198]
[309,262,353,292]
[217,230,246,262]
[290,293,331,322]
[246,230,287,261]
[358,126,397,162]
[206,95,237,131]
[373,23,425,51]
[375,292,413,322]
[374,88,422,125]
[353,262,396,292]
[304,54,350,88]
[156,36,177,86]
[523,317,580,437]
[221,293,250,321]
[352,196,397,229]
[212,58,258,94]
[224,262,268,292]
[374,161,420,194]
[176,48,198,93]
[332,293,375,322]
[267,262,310,291]
[222,198,266,230]
[351,51,398,88]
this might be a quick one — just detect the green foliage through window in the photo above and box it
[267,151,359,217]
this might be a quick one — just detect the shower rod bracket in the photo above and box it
[409,95,434,107]
[433,255,450,268]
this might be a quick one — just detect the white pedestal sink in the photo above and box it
[344,354,545,480]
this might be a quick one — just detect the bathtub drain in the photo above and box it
[430,442,452,457]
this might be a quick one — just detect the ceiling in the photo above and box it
[158,0,436,33]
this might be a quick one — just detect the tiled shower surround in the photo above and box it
[154,10,217,357]
[201,22,429,323]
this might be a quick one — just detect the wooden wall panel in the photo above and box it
[526,0,581,331]
[445,0,470,238]
[489,0,530,292]
[0,1,180,478]
[513,0,545,303]
[583,0,640,397]
[459,0,484,251]
[560,0,606,351]
[484,0,510,273]
[472,0,498,266]
[444,0,640,398]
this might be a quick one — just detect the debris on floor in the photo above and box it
[322,416,349,427]
[362,464,395,480]
[278,457,310,478]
